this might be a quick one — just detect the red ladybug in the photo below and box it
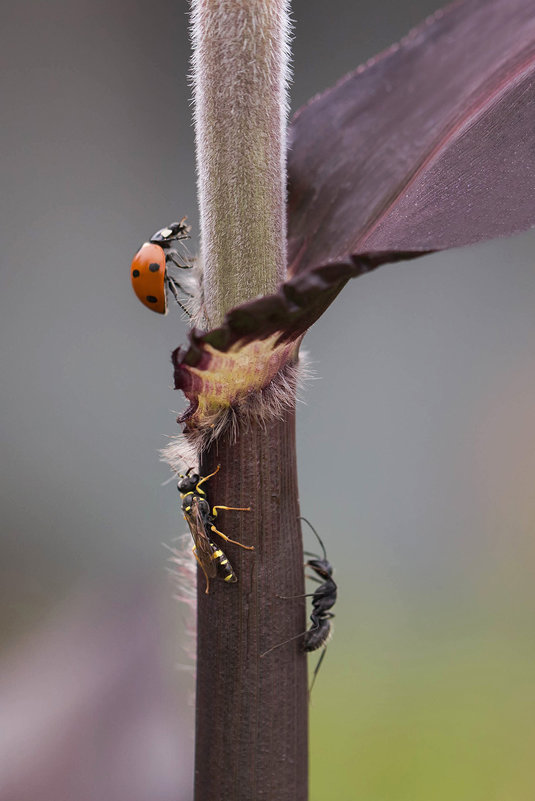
[130,218,191,314]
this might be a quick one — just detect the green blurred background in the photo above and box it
[305,233,535,800]
[2,0,535,799]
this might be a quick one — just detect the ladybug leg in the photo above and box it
[166,249,194,271]
[166,276,191,317]
[166,252,194,298]
[167,272,193,299]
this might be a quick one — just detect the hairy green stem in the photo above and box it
[191,0,289,326]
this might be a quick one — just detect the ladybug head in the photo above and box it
[150,218,190,246]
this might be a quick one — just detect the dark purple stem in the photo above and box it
[194,408,308,801]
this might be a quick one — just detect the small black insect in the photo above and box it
[178,464,254,593]
[300,517,337,688]
[261,516,337,690]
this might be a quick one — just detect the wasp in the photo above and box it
[261,517,337,690]
[177,465,254,593]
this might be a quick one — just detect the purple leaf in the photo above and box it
[173,0,535,427]
[288,0,535,278]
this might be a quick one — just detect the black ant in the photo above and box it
[261,517,337,691]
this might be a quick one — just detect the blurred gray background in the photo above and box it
[2,1,535,799]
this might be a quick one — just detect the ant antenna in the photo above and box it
[298,516,327,561]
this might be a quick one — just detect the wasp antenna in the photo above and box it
[298,516,327,561]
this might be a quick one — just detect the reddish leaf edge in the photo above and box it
[166,250,429,457]
[173,249,432,377]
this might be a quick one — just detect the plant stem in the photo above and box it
[190,1,308,798]
[196,411,308,800]
[191,0,289,326]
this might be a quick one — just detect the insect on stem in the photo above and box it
[177,466,254,593]
[261,516,338,690]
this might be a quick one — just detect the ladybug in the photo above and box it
[130,218,192,314]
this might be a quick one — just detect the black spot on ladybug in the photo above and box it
[146,295,158,304]
[132,269,140,278]
[149,262,160,272]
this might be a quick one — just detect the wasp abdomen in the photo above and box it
[211,545,238,583]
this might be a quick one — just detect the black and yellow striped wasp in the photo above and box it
[177,465,254,593]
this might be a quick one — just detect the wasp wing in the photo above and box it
[184,497,217,580]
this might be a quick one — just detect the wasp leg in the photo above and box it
[212,504,251,515]
[209,523,254,550]
[192,546,211,594]
[195,464,220,493]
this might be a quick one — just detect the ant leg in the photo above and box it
[210,523,254,551]
[277,592,317,600]
[195,465,220,493]
[260,629,307,658]
[192,546,210,594]
[166,277,191,316]
[309,648,327,694]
